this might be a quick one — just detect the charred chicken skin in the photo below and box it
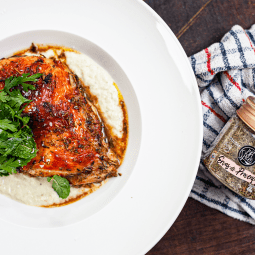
[0,55,120,186]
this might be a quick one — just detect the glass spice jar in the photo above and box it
[204,96,255,199]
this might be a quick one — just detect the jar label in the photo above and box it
[217,155,255,185]
[238,146,255,166]
[203,116,255,197]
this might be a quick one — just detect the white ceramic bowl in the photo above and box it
[0,0,202,254]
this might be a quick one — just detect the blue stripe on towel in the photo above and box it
[219,42,231,70]
[246,30,255,45]
[196,175,219,189]
[203,121,219,136]
[253,69,255,89]
[191,190,251,218]
[233,194,255,214]
[190,55,196,74]
[218,73,239,109]
[229,30,248,68]
[203,138,210,149]
[206,86,229,118]
[240,70,247,89]
[197,74,212,85]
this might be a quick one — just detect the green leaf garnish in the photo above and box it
[0,73,42,176]
[0,91,10,103]
[3,73,41,94]
[47,175,71,199]
[0,119,18,132]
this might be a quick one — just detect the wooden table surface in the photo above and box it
[143,0,255,254]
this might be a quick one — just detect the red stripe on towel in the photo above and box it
[245,31,255,54]
[201,101,226,123]
[204,48,214,75]
[224,71,241,91]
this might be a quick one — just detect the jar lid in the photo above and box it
[237,96,255,131]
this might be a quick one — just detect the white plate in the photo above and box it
[0,29,142,228]
[0,0,202,254]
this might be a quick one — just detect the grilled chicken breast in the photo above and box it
[0,55,120,186]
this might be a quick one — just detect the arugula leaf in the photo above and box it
[0,103,15,120]
[12,138,38,159]
[0,91,10,103]
[4,73,42,94]
[21,83,37,92]
[0,137,23,156]
[20,73,42,82]
[0,129,10,141]
[0,73,41,176]
[0,119,18,132]
[0,156,28,175]
[47,175,71,199]
[8,90,32,111]
[19,116,30,125]
[4,76,20,94]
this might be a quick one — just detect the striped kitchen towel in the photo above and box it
[189,24,255,224]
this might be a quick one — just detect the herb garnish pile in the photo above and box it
[0,73,70,199]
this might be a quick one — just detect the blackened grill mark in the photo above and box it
[44,73,52,84]
[34,58,44,64]
[10,55,23,58]
[30,43,38,53]
[86,119,92,125]
[43,102,52,110]
[83,167,92,173]
[41,142,49,148]
[74,74,79,82]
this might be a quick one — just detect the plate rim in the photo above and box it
[137,1,202,254]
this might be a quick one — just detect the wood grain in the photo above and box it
[144,0,254,56]
[143,0,255,254]
[147,199,255,255]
